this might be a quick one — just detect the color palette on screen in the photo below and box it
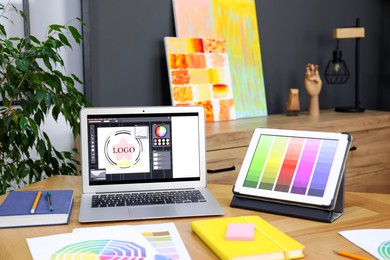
[243,135,338,197]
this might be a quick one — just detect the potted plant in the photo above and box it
[0,3,89,194]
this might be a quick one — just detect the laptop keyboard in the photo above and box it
[92,190,207,208]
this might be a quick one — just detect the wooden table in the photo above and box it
[1,175,389,259]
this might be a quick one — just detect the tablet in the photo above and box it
[233,128,352,208]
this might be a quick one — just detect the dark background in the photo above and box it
[81,0,390,115]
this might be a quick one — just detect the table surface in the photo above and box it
[1,175,389,259]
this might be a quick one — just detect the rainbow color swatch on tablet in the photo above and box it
[243,135,338,197]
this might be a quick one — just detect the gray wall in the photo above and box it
[82,0,390,115]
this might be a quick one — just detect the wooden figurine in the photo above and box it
[286,88,300,116]
[305,64,322,116]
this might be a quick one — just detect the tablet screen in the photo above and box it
[234,129,351,207]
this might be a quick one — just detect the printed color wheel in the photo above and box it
[378,240,390,259]
[51,239,147,260]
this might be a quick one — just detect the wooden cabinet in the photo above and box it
[205,110,390,193]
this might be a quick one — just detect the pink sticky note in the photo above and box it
[225,223,255,241]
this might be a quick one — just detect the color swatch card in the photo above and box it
[164,37,236,122]
[234,129,351,207]
[135,223,191,260]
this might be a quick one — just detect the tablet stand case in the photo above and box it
[230,175,345,223]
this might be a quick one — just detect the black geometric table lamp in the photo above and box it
[324,40,350,85]
[324,18,365,112]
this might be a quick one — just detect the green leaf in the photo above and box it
[29,35,40,44]
[52,105,60,121]
[37,139,47,158]
[4,39,14,49]
[35,90,46,104]
[1,97,9,107]
[28,118,39,136]
[19,116,27,131]
[42,56,53,70]
[0,24,6,36]
[48,24,65,34]
[71,73,83,84]
[68,26,82,44]
[58,33,71,48]
[15,58,29,72]
[33,110,43,125]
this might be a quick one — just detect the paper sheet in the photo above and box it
[73,223,191,260]
[339,229,390,260]
[27,223,191,260]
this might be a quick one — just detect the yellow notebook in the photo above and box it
[191,215,305,260]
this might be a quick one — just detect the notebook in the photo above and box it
[78,106,224,223]
[191,215,305,260]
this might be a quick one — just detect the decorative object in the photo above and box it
[164,37,236,122]
[323,40,350,84]
[172,0,267,118]
[286,88,300,116]
[0,4,89,194]
[305,64,322,116]
[324,18,365,112]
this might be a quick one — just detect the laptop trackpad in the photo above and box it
[128,206,177,219]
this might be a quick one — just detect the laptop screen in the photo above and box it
[85,111,201,187]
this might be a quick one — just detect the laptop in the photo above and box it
[78,106,224,223]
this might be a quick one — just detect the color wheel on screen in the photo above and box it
[243,135,339,198]
[51,239,148,260]
[155,125,167,138]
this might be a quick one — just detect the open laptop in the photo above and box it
[78,106,224,223]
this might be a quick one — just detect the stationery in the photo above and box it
[30,191,42,214]
[0,190,73,228]
[45,192,54,212]
[191,215,305,260]
[225,223,254,241]
[334,250,372,260]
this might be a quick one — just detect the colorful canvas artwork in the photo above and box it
[172,0,268,118]
[164,37,236,122]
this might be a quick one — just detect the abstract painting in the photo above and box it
[172,0,267,118]
[164,37,236,121]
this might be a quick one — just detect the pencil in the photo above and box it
[334,250,373,260]
[30,191,42,214]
